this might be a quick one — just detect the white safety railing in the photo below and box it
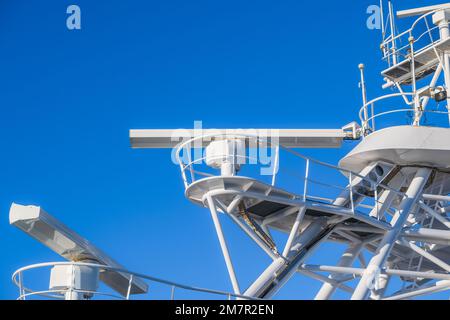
[175,134,406,222]
[359,92,450,134]
[382,10,443,67]
[12,261,257,300]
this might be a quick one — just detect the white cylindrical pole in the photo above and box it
[206,195,241,295]
[388,1,397,65]
[359,64,369,132]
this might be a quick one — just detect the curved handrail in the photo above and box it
[174,133,406,200]
[18,289,123,301]
[384,25,440,62]
[366,109,450,129]
[410,10,442,36]
[358,92,450,132]
[382,9,445,64]
[359,92,415,124]
[12,261,258,300]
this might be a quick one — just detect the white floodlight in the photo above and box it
[10,203,148,297]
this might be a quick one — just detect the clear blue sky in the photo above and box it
[0,0,447,300]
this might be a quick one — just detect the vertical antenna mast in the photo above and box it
[388,1,397,65]
[359,63,369,132]
[380,0,385,40]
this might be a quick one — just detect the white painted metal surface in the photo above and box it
[10,204,148,297]
[339,126,450,173]
[129,129,349,149]
[50,265,99,300]
[12,1,450,301]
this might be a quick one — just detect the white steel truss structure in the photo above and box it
[126,2,450,300]
[166,134,450,300]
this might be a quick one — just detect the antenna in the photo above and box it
[358,64,369,132]
[388,1,397,65]
[130,127,359,177]
[10,203,148,299]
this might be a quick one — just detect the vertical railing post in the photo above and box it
[68,263,75,300]
[186,142,196,183]
[271,146,279,187]
[126,275,134,300]
[170,286,175,300]
[371,102,376,131]
[303,159,310,202]
[18,271,25,300]
[179,149,189,189]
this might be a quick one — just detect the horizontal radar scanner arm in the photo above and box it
[129,127,358,149]
[9,203,148,297]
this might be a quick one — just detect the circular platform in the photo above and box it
[339,126,450,173]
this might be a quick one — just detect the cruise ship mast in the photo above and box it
[131,2,450,300]
[10,2,450,300]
